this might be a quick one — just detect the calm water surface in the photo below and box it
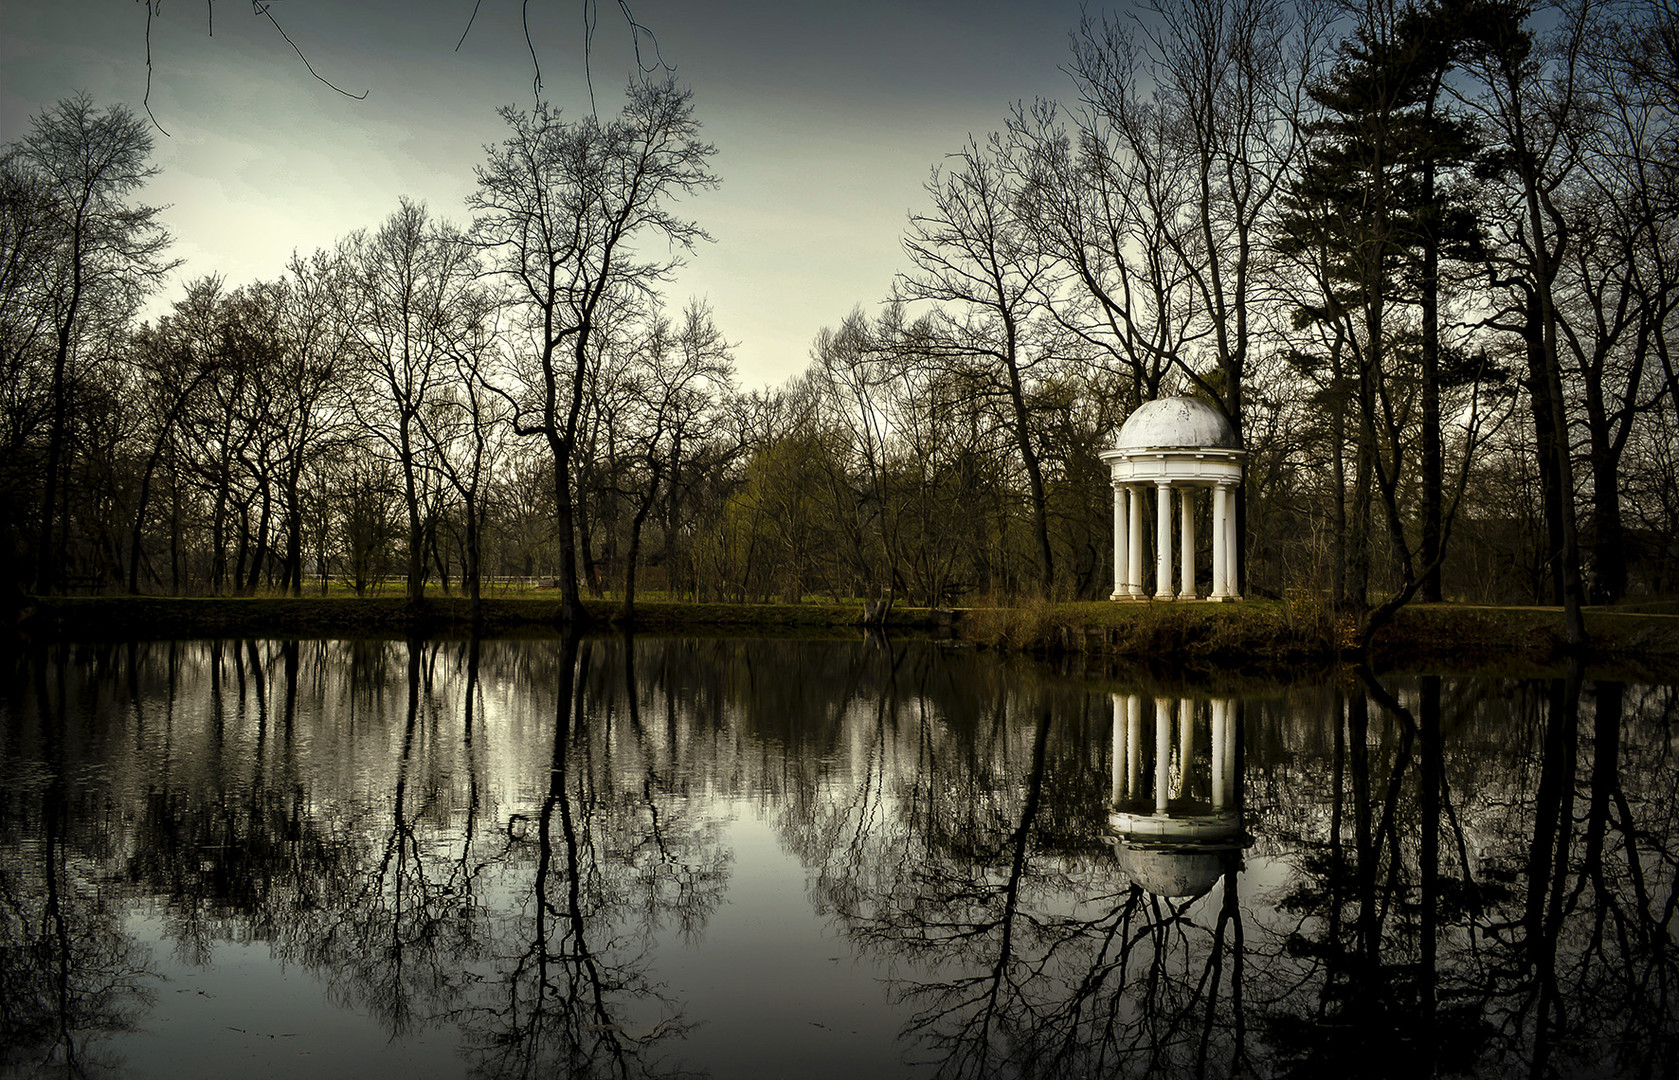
[1,636,1674,1079]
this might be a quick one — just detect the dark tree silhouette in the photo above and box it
[469,78,716,625]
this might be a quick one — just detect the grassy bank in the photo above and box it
[1373,602,1679,678]
[960,598,1679,679]
[9,594,898,639]
[11,594,1678,678]
[957,598,1343,674]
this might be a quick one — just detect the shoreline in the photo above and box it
[9,594,1678,681]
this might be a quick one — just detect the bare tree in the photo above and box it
[271,249,352,596]
[618,299,734,621]
[0,158,60,596]
[897,135,1059,594]
[469,78,716,625]
[164,276,280,594]
[808,308,899,600]
[4,94,175,595]
[1053,0,1324,592]
[1460,0,1595,644]
[1553,0,1679,602]
[338,198,479,604]
[419,299,511,616]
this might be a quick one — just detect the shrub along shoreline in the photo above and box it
[9,594,1678,680]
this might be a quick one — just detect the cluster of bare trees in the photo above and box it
[764,0,1676,620]
[1,82,748,619]
[4,0,1675,620]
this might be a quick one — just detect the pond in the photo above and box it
[1,636,1674,1080]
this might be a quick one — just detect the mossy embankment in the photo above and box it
[961,597,1679,679]
[1370,602,1679,679]
[10,593,1678,679]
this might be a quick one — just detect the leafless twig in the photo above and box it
[140,0,168,134]
[133,0,367,134]
[250,1,368,101]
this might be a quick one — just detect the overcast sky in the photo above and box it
[2,0,1088,387]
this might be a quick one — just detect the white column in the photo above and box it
[1127,694,1142,796]
[1211,698,1227,810]
[1127,487,1145,596]
[1111,483,1127,599]
[1153,697,1172,814]
[1155,481,1173,599]
[1179,488,1197,599]
[1222,699,1237,798]
[1211,483,1230,599]
[1178,697,1194,798]
[1111,693,1126,802]
[1224,485,1240,600]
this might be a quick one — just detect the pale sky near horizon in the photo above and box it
[1,0,1090,387]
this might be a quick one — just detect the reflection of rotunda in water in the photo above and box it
[1107,693,1246,899]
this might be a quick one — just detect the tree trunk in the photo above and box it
[128,442,167,594]
[548,433,588,626]
[1588,438,1626,604]
[35,347,70,595]
[232,500,251,595]
[1521,299,1565,604]
[1332,380,1349,608]
[1349,427,1373,615]
[210,460,230,594]
[1420,189,1444,603]
[1419,74,1447,604]
[169,479,182,593]
[34,232,84,596]
[282,472,304,597]
[1002,346,1054,596]
[622,471,661,625]
[429,518,451,596]
[245,477,272,595]
[578,478,602,599]
[1505,63,1586,645]
[402,456,425,606]
[1579,338,1633,604]
[463,491,482,621]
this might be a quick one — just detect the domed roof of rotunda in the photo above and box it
[1114,396,1239,451]
[1110,841,1235,899]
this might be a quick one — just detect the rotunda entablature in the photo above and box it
[1100,448,1244,486]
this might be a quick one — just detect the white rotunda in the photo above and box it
[1099,396,1245,602]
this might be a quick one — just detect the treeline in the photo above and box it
[2,0,1675,627]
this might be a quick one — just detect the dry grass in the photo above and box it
[957,598,1342,669]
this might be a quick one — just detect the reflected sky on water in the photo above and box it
[2,637,1675,1079]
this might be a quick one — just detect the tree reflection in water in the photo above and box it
[1,647,157,1079]
[1,636,733,1079]
[0,638,1673,1079]
[455,632,726,1080]
[800,670,1252,1079]
[786,648,1675,1080]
